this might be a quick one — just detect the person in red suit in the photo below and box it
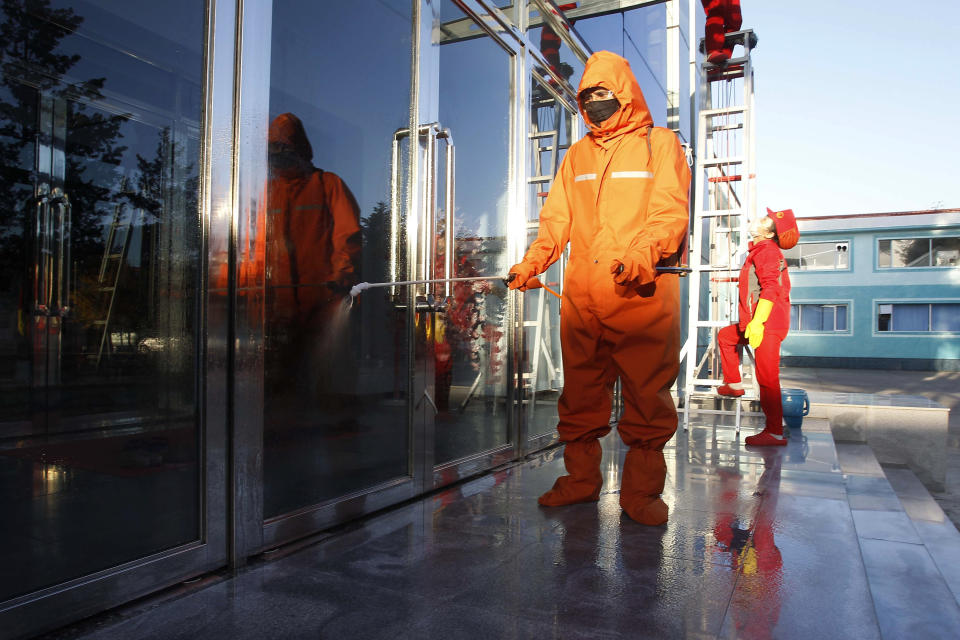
[714,449,785,637]
[716,208,799,447]
[701,0,742,65]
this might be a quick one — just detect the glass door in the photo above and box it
[252,0,524,544]
[256,0,419,546]
[522,74,578,445]
[0,2,221,636]
[419,0,520,486]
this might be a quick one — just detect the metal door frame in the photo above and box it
[0,1,232,637]
[411,0,529,490]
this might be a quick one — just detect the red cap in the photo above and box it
[766,207,799,249]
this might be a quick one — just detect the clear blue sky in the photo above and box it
[748,1,960,217]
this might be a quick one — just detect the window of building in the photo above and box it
[784,241,849,270]
[790,304,849,332]
[877,303,960,332]
[877,236,960,268]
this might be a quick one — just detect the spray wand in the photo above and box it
[347,267,689,301]
[349,276,509,300]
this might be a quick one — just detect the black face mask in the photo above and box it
[584,98,620,124]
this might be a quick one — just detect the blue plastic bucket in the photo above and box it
[781,388,809,431]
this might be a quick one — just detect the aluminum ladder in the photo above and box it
[94,181,141,367]
[522,84,568,408]
[681,29,761,434]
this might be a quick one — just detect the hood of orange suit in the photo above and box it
[578,51,653,140]
[269,112,313,162]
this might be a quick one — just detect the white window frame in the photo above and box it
[873,298,960,336]
[790,300,853,334]
[876,234,960,270]
[785,239,851,271]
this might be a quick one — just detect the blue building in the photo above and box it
[782,209,960,371]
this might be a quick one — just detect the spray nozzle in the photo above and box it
[349,282,372,299]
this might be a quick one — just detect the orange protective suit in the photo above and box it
[264,113,361,398]
[511,52,690,524]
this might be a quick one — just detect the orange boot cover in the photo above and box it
[620,447,668,525]
[538,440,603,506]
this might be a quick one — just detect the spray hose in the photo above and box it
[349,276,507,299]
[347,267,689,300]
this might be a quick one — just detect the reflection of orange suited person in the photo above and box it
[265,113,361,397]
[701,0,742,64]
[509,52,690,525]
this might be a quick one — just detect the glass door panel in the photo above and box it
[427,0,513,468]
[0,0,204,603]
[524,76,575,439]
[262,0,413,519]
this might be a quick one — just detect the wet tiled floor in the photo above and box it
[47,416,960,640]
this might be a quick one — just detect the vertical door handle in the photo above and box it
[421,124,438,300]
[390,127,409,295]
[33,183,52,314]
[51,187,71,315]
[437,129,454,299]
[390,124,442,301]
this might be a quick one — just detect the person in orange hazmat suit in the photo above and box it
[508,51,690,525]
[716,207,798,447]
[701,0,742,65]
[264,112,362,402]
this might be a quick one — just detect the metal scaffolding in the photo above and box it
[682,29,760,433]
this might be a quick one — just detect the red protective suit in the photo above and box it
[714,450,784,637]
[718,238,791,435]
[701,0,742,64]
[512,51,690,525]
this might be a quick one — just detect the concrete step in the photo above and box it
[836,441,960,637]
[884,465,960,607]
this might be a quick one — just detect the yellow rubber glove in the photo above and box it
[744,298,773,350]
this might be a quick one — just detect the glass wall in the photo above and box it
[527,3,586,90]
[524,76,575,438]
[0,0,205,601]
[262,0,413,518]
[573,8,669,127]
[431,0,513,465]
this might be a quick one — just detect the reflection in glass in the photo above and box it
[0,1,203,601]
[528,2,584,90]
[877,239,891,268]
[793,304,848,332]
[716,449,785,637]
[432,0,511,464]
[932,304,960,332]
[524,76,573,437]
[263,1,412,518]
[893,238,931,267]
[799,242,838,270]
[880,237,960,268]
[891,304,929,331]
[932,237,960,266]
[783,246,800,269]
[836,305,848,331]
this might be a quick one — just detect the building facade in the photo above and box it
[782,210,960,371]
[0,1,708,636]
